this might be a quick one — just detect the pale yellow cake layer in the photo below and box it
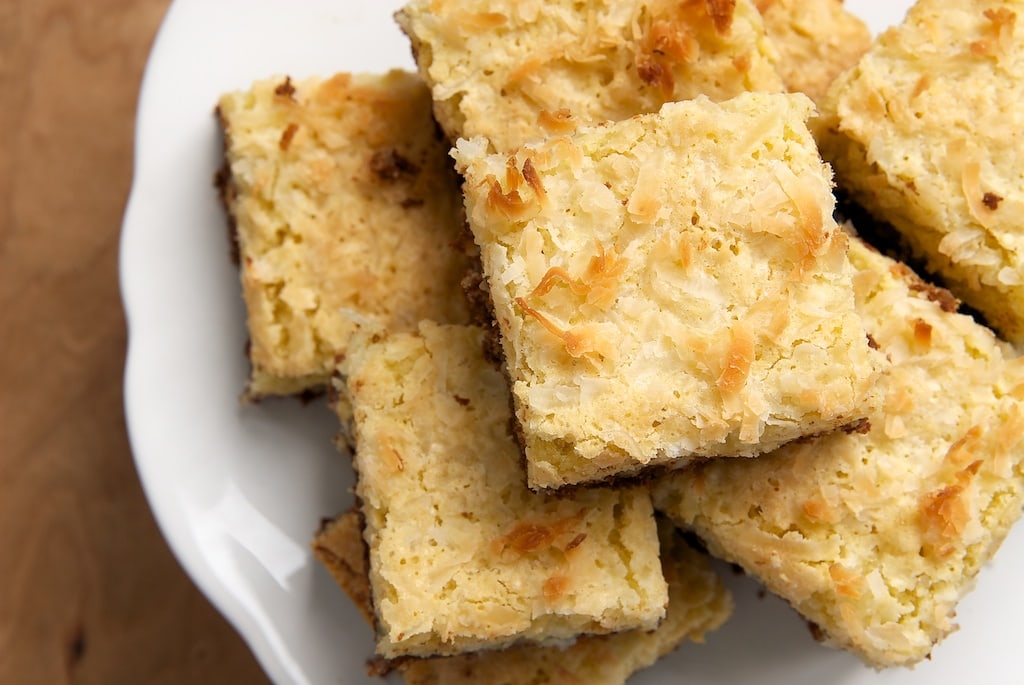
[757,0,871,103]
[337,322,668,658]
[819,0,1024,344]
[396,0,783,152]
[217,71,471,399]
[653,236,1024,667]
[313,511,732,685]
[454,92,886,489]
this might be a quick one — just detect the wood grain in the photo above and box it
[0,1,272,683]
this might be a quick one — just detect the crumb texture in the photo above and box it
[217,71,471,397]
[455,92,885,488]
[340,322,668,658]
[397,0,783,151]
[653,237,1024,667]
[819,0,1024,343]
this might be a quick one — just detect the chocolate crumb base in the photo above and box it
[366,655,396,678]
[458,243,505,364]
[833,191,911,264]
[674,526,709,557]
[241,383,327,406]
[807,620,827,643]
[297,387,325,405]
[213,106,241,266]
[459,256,494,329]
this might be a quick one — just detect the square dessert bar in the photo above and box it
[336,322,668,658]
[819,0,1024,343]
[313,510,732,685]
[653,236,1024,667]
[397,0,783,151]
[216,71,471,399]
[454,91,886,489]
[756,0,871,103]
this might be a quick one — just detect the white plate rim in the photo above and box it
[119,2,1024,685]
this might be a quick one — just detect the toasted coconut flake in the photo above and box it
[505,156,524,192]
[378,440,406,473]
[515,296,568,341]
[774,165,828,278]
[962,161,995,229]
[532,267,579,298]
[829,564,863,599]
[530,242,627,308]
[920,458,983,556]
[912,318,933,352]
[969,38,995,57]
[537,108,577,135]
[539,136,584,167]
[508,54,550,86]
[984,7,1017,53]
[543,574,571,602]
[495,523,556,555]
[636,9,703,98]
[920,484,968,555]
[486,160,544,221]
[278,123,299,151]
[637,54,675,97]
[561,325,616,361]
[461,11,508,32]
[706,0,737,35]
[803,495,837,523]
[885,385,915,414]
[744,294,790,343]
[648,18,698,63]
[580,243,628,307]
[717,324,755,400]
[628,161,663,224]
[945,425,983,468]
[910,73,931,99]
[521,158,546,201]
[493,510,587,557]
[564,533,587,552]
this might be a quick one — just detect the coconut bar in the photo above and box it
[216,71,471,399]
[819,0,1024,343]
[313,510,732,684]
[337,321,668,658]
[653,235,1024,667]
[453,91,886,489]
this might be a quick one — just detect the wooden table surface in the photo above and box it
[0,1,272,682]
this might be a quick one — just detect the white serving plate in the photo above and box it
[120,2,1023,684]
